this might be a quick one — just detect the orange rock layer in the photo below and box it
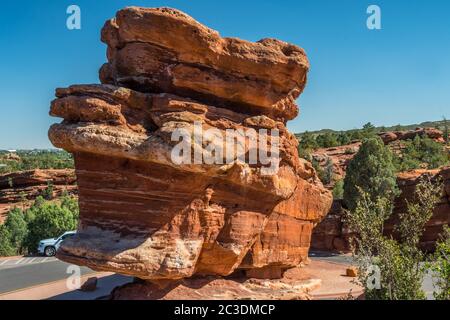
[49,7,332,281]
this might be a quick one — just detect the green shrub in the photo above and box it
[41,181,54,200]
[322,158,334,185]
[0,150,74,174]
[0,226,15,256]
[337,132,351,146]
[24,196,79,253]
[0,208,28,256]
[332,180,344,200]
[443,117,449,145]
[345,176,443,300]
[395,135,448,171]
[316,132,339,148]
[0,195,80,257]
[343,137,399,211]
[427,225,450,300]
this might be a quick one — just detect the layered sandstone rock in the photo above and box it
[49,7,332,291]
[0,169,77,220]
[311,167,450,252]
[99,7,309,122]
[378,127,444,144]
[311,142,361,188]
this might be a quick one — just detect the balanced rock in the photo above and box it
[49,7,332,287]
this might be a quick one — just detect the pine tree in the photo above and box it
[343,137,399,211]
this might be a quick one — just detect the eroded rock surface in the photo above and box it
[110,268,321,300]
[49,7,332,290]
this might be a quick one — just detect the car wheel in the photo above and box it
[44,246,56,257]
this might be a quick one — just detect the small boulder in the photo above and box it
[79,277,98,292]
[346,267,358,277]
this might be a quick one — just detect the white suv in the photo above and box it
[37,231,76,257]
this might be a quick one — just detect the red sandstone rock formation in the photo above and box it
[110,267,320,300]
[378,127,444,144]
[48,6,332,295]
[311,167,450,252]
[311,142,361,188]
[0,169,77,220]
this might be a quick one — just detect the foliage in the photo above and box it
[427,225,450,300]
[315,132,339,148]
[321,158,334,185]
[332,180,344,200]
[345,177,443,300]
[343,137,399,211]
[311,158,324,182]
[0,195,79,256]
[337,132,351,146]
[0,226,15,256]
[443,117,449,145]
[23,196,79,253]
[0,150,74,174]
[0,208,28,256]
[297,123,379,151]
[394,135,449,171]
[41,181,54,200]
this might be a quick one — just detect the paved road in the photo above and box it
[309,250,436,300]
[0,256,96,294]
[0,252,438,299]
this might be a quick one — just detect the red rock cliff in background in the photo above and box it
[48,7,332,287]
[312,167,450,252]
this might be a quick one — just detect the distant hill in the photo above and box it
[295,119,448,137]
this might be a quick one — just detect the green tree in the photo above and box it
[3,208,28,254]
[298,131,317,160]
[345,176,443,300]
[343,137,399,211]
[427,225,450,300]
[0,226,15,256]
[322,158,334,185]
[41,181,54,200]
[337,132,351,146]
[316,132,339,148]
[24,197,78,253]
[0,208,28,256]
[362,122,376,137]
[298,131,317,149]
[332,179,344,200]
[395,135,448,171]
[442,117,449,145]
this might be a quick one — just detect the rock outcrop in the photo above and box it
[378,127,445,144]
[311,167,450,252]
[311,142,361,188]
[48,6,332,293]
[110,268,321,300]
[0,169,77,221]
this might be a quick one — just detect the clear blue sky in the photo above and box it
[1,0,449,149]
